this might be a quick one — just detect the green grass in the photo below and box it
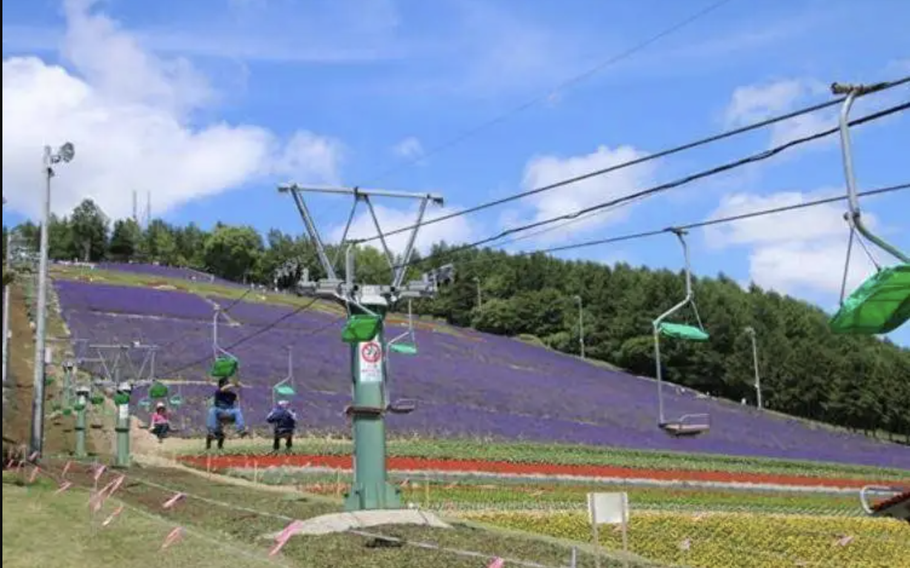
[176,437,910,482]
[18,461,652,567]
[2,474,280,568]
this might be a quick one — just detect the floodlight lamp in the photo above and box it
[59,142,75,163]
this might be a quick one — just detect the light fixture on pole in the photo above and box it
[574,295,585,359]
[743,326,762,409]
[30,142,75,460]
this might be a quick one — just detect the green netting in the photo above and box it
[211,356,239,378]
[390,343,418,355]
[274,384,295,397]
[148,382,169,399]
[659,322,710,341]
[830,264,910,334]
[341,315,382,343]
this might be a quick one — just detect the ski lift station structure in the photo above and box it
[279,182,454,512]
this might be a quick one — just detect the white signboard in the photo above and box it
[588,492,629,525]
[358,341,383,383]
[118,404,129,421]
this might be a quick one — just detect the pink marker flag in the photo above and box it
[106,475,126,497]
[161,527,185,550]
[28,451,39,462]
[102,505,125,527]
[62,461,73,478]
[93,465,107,482]
[269,520,305,557]
[487,558,505,568]
[5,458,14,469]
[162,492,186,509]
[28,466,40,484]
[54,481,73,495]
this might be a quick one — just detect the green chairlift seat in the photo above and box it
[90,394,105,405]
[341,314,382,343]
[169,394,184,408]
[658,322,710,342]
[830,264,910,334]
[149,382,169,399]
[390,342,418,355]
[138,398,153,411]
[211,356,239,379]
[274,384,296,398]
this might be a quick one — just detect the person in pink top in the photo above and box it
[149,402,171,443]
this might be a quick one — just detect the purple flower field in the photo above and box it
[57,280,214,321]
[56,282,910,469]
[96,262,242,288]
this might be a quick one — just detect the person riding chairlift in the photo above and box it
[266,400,297,453]
[149,402,170,443]
[206,377,249,447]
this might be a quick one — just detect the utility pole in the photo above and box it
[2,230,12,388]
[132,190,138,224]
[281,183,453,511]
[473,276,482,308]
[146,191,151,229]
[30,142,74,460]
[574,295,585,359]
[744,326,762,409]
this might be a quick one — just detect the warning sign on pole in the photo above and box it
[359,341,383,383]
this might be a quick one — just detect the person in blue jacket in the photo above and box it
[266,400,297,452]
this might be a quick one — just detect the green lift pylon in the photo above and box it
[280,183,454,511]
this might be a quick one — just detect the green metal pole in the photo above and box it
[343,315,402,511]
[75,391,87,458]
[114,400,130,468]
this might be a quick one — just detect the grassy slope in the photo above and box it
[2,476,277,568]
[7,462,652,568]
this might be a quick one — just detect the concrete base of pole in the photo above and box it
[262,509,450,538]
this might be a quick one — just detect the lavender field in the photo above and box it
[55,279,909,469]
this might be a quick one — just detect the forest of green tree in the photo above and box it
[4,199,909,439]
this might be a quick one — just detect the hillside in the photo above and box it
[49,265,909,470]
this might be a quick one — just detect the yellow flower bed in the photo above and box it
[461,510,910,568]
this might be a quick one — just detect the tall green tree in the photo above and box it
[108,219,143,261]
[70,199,109,261]
[203,225,264,282]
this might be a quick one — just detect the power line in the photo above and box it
[364,0,736,186]
[355,75,909,246]
[382,98,909,273]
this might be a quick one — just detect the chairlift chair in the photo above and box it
[829,83,910,335]
[388,300,419,356]
[652,229,711,437]
[211,309,240,378]
[272,347,296,406]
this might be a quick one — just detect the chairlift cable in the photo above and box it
[354,76,909,245]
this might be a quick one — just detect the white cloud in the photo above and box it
[392,137,424,160]
[724,78,838,148]
[506,145,658,243]
[704,189,880,296]
[2,0,342,221]
[329,202,475,257]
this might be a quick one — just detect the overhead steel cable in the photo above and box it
[353,75,909,246]
[405,183,909,272]
[364,0,736,186]
[380,98,910,274]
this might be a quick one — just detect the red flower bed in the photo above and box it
[179,454,878,488]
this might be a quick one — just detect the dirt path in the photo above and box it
[180,454,892,490]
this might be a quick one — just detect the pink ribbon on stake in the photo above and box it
[487,558,505,568]
[54,481,73,495]
[28,451,39,462]
[106,475,126,497]
[162,492,186,509]
[93,465,107,483]
[269,520,305,557]
[61,461,73,478]
[102,505,125,527]
[161,527,185,550]
[28,466,40,484]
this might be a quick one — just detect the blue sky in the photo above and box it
[3,0,909,345]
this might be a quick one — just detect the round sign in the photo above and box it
[361,342,382,364]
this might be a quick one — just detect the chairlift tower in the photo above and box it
[280,183,454,511]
